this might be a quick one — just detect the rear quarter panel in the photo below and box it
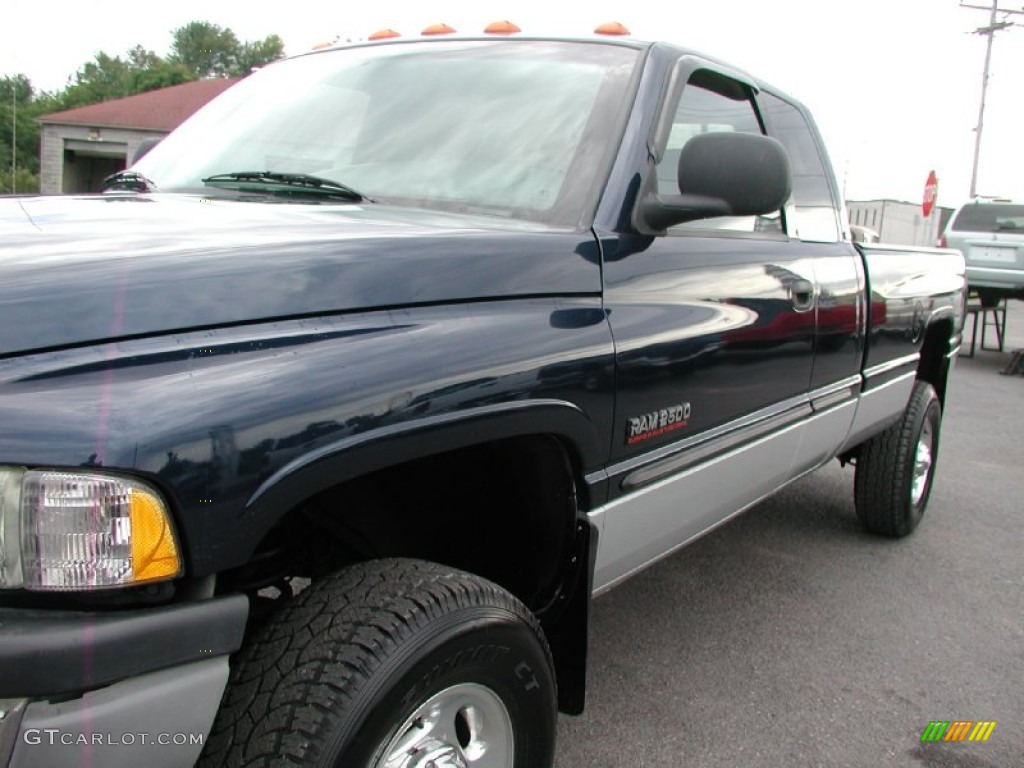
[858,243,966,374]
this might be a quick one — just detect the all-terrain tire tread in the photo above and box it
[198,558,550,768]
[854,381,939,537]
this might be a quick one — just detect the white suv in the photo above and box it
[940,199,1024,307]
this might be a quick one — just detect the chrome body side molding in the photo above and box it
[590,413,804,595]
[587,371,908,596]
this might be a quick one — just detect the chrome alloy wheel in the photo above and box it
[911,418,934,506]
[375,683,514,768]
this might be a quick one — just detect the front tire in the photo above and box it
[854,381,942,537]
[201,559,557,767]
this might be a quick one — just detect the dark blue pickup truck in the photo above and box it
[0,32,965,767]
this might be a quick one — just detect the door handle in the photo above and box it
[791,279,815,312]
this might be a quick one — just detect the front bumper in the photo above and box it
[0,595,247,767]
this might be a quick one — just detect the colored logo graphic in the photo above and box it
[920,721,997,743]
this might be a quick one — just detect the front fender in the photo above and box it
[0,299,614,576]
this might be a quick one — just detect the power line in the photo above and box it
[960,1,1023,198]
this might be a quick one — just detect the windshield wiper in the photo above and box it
[202,171,369,201]
[101,170,159,193]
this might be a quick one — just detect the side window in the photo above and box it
[758,92,840,242]
[656,73,782,235]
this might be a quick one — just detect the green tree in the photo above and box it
[1,76,39,173]
[235,35,285,76]
[0,74,32,106]
[170,22,284,78]
[62,51,134,106]
[126,45,162,71]
[123,45,193,92]
[0,167,38,195]
[60,48,195,109]
[169,21,241,78]
[0,75,52,193]
[130,63,194,94]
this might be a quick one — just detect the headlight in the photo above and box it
[0,467,182,591]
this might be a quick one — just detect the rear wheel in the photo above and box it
[854,381,941,537]
[201,558,557,767]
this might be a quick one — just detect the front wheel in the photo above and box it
[201,559,557,767]
[854,381,942,537]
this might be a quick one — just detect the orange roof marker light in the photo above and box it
[594,21,631,36]
[311,38,339,50]
[484,20,521,35]
[368,28,402,41]
[421,23,457,36]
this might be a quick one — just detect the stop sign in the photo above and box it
[922,170,938,217]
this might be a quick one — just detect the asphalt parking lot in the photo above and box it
[556,301,1024,768]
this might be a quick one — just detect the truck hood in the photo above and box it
[0,194,598,356]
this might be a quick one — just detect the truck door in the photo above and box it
[756,90,864,473]
[591,62,821,590]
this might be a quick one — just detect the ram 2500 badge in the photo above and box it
[0,31,965,768]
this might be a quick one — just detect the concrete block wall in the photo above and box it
[39,124,168,194]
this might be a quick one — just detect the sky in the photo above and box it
[2,0,1023,207]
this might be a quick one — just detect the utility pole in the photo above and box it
[11,85,16,195]
[960,2,1023,199]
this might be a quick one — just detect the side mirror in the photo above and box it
[639,132,792,231]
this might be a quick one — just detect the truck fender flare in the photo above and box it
[925,307,962,352]
[244,398,603,529]
[241,398,602,715]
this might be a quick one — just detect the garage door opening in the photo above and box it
[62,147,127,194]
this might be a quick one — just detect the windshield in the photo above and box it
[951,203,1024,233]
[134,40,641,225]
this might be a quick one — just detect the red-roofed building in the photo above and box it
[39,78,240,194]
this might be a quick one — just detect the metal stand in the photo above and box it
[1001,349,1024,376]
[961,301,1008,358]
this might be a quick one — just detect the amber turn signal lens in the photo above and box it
[594,21,631,36]
[484,21,521,34]
[131,487,182,582]
[421,23,457,35]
